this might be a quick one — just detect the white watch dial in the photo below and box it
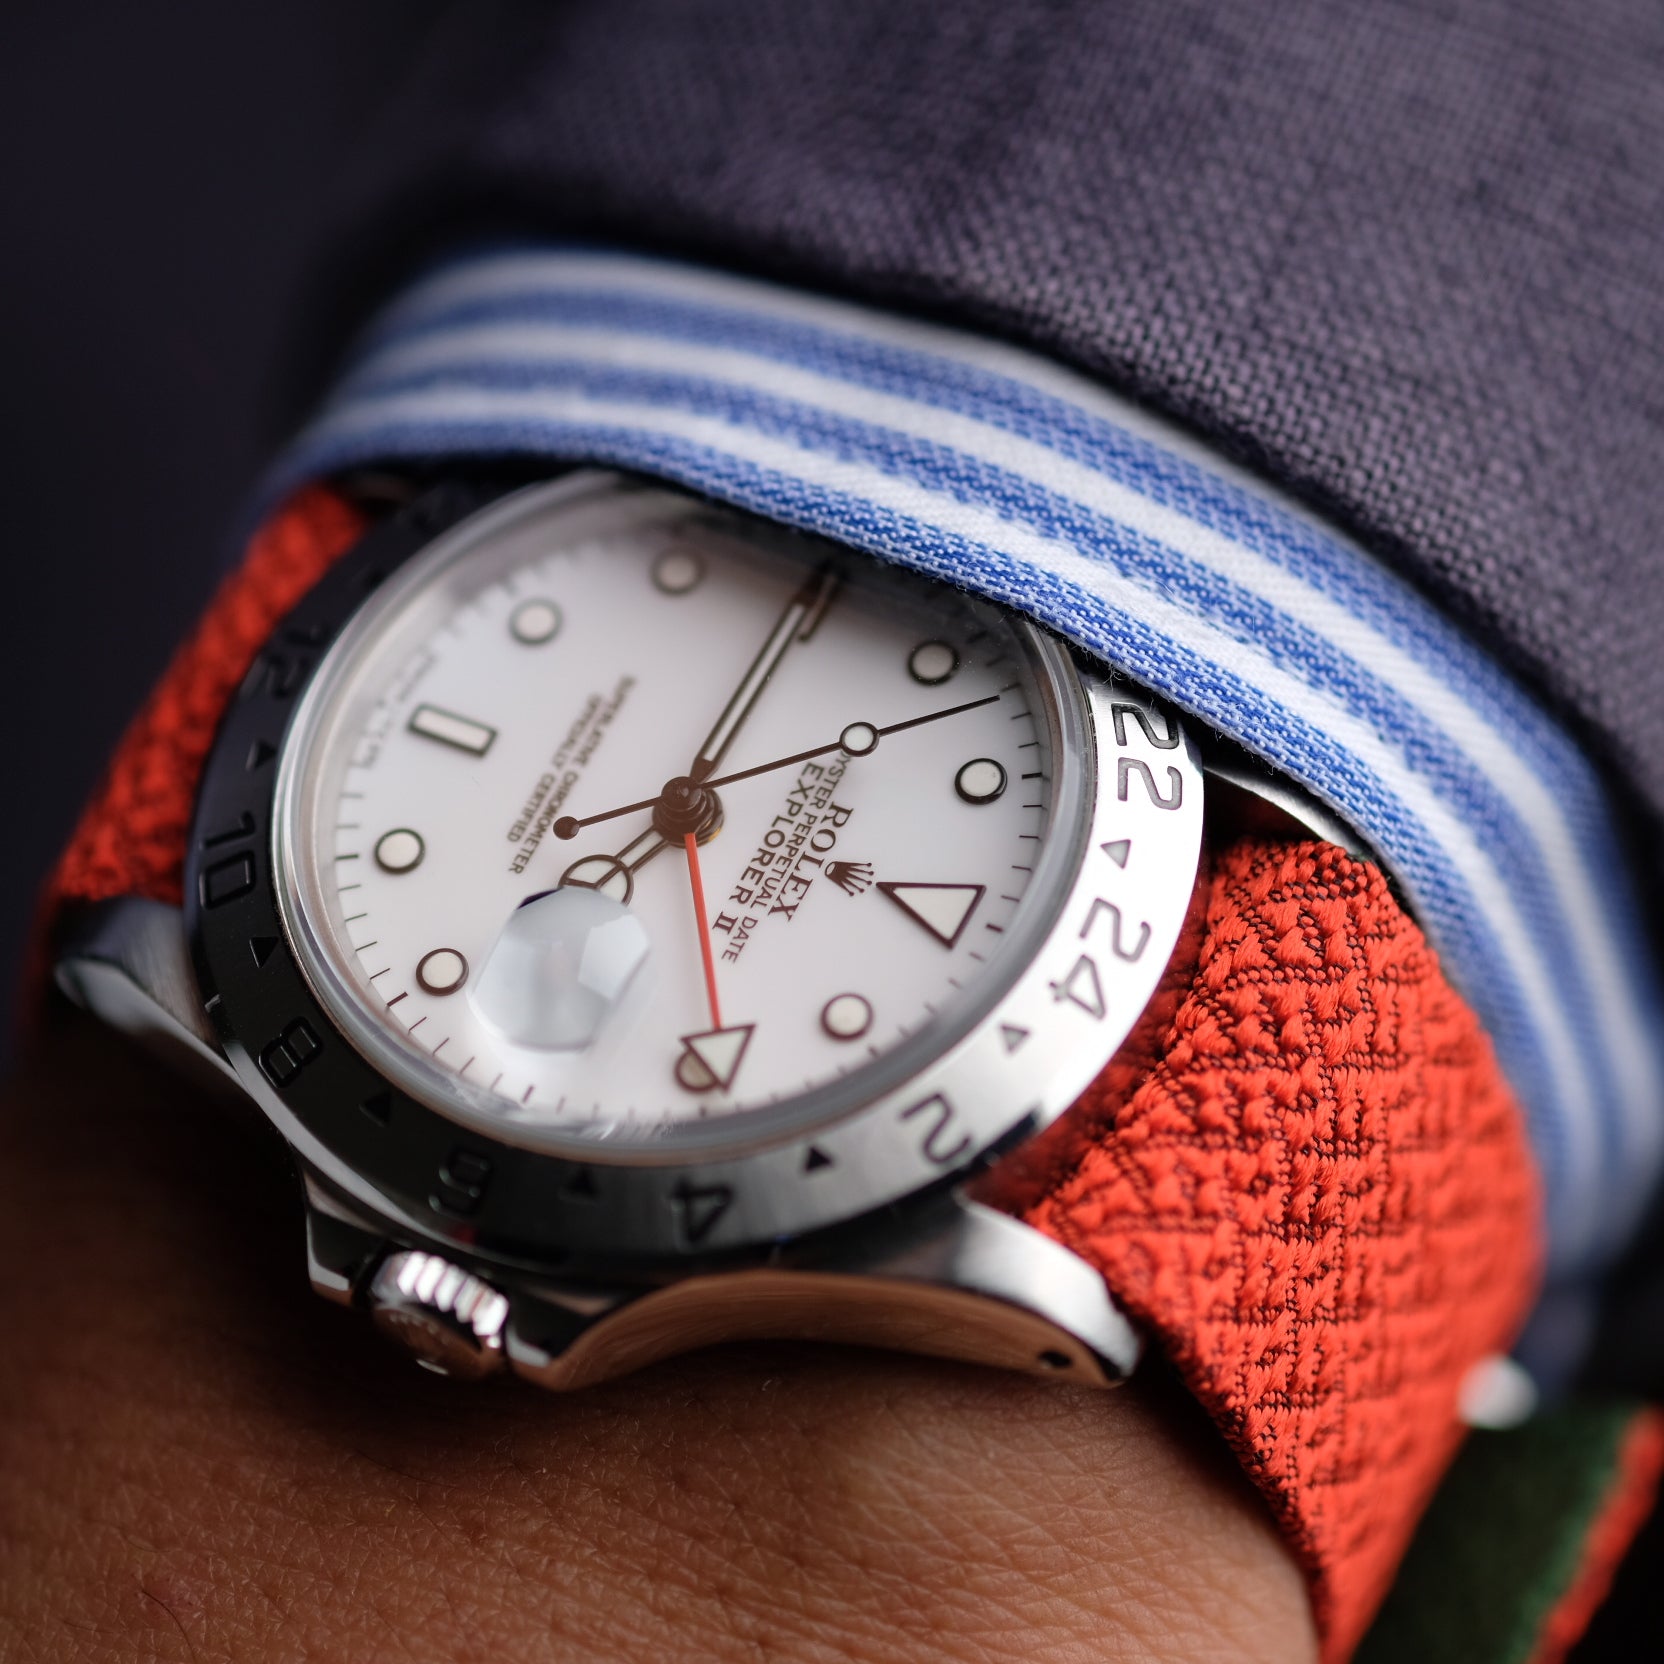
[278,476,1089,1155]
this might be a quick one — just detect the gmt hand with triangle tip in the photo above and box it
[673,828,755,1094]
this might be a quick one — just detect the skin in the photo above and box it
[0,1016,1317,1663]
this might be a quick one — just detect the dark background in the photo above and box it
[0,0,447,1043]
[0,4,1651,1656]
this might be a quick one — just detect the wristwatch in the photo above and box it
[52,467,1357,1391]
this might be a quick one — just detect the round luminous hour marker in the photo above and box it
[821,993,873,1041]
[909,640,959,685]
[510,598,562,644]
[652,548,704,594]
[416,948,469,995]
[840,721,878,756]
[374,828,425,873]
[955,758,1007,804]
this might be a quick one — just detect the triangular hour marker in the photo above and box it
[804,1145,834,1172]
[249,935,279,967]
[677,1023,756,1093]
[876,882,985,948]
[1000,1023,1030,1053]
[1101,839,1130,867]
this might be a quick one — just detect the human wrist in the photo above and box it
[0,1023,1315,1664]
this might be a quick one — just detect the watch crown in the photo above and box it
[366,1250,509,1380]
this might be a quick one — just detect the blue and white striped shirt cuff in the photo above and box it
[268,246,1664,1285]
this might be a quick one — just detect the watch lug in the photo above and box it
[499,1197,1139,1392]
[54,896,239,1092]
[1200,741,1371,860]
[858,1197,1141,1383]
[1071,646,1355,856]
[503,1287,617,1382]
[301,1172,387,1306]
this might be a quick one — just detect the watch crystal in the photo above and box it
[277,478,1086,1156]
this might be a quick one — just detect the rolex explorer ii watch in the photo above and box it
[57,470,1349,1388]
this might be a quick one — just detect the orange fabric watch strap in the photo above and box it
[49,487,366,912]
[48,490,1544,1662]
[1014,837,1542,1661]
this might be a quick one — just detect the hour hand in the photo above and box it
[688,566,837,781]
[558,825,666,906]
[549,565,833,875]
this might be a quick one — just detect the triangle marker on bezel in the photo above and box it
[1051,954,1107,1020]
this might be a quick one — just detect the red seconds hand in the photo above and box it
[682,832,723,1029]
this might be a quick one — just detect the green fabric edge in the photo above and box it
[1355,1399,1644,1664]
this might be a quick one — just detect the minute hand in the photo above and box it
[689,566,838,782]
[557,694,1001,837]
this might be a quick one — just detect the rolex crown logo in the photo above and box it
[826,860,874,896]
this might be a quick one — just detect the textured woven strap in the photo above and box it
[48,491,1544,1661]
[50,487,365,910]
[1017,837,1542,1660]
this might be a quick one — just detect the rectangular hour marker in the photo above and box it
[408,704,497,756]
